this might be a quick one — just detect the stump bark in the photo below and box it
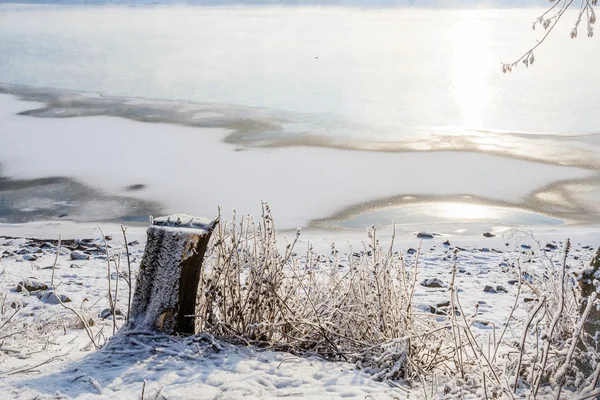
[576,246,600,381]
[580,247,600,351]
[128,214,217,335]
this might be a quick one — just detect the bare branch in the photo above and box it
[502,0,597,72]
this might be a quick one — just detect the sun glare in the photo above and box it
[451,15,492,129]
[437,203,491,220]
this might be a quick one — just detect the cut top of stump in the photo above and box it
[152,214,218,233]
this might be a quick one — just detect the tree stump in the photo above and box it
[579,247,600,324]
[580,247,600,349]
[127,214,217,335]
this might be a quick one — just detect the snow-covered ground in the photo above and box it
[1,225,598,399]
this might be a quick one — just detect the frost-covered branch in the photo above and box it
[502,0,597,72]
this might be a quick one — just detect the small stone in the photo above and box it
[443,240,450,246]
[99,308,124,319]
[483,232,495,238]
[480,248,490,253]
[545,243,557,250]
[128,240,140,246]
[104,235,113,241]
[22,254,38,261]
[37,291,71,304]
[70,264,81,269]
[436,300,451,308]
[16,278,48,292]
[429,305,446,315]
[496,285,508,293]
[524,297,536,303]
[484,285,497,293]
[407,248,417,255]
[521,244,532,250]
[70,251,90,261]
[417,232,434,239]
[10,299,24,309]
[421,278,445,288]
[508,279,519,285]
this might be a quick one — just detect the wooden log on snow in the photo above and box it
[127,214,217,335]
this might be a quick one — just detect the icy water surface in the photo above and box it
[2,5,600,230]
[2,6,600,143]
[333,203,565,230]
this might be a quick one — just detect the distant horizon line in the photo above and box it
[0,0,553,9]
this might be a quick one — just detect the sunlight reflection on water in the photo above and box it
[335,203,564,229]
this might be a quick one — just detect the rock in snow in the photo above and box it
[37,290,72,304]
[496,285,508,293]
[421,278,445,288]
[417,231,434,239]
[483,285,497,293]
[70,250,90,261]
[99,308,124,319]
[16,278,48,292]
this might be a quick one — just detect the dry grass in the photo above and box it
[194,203,600,398]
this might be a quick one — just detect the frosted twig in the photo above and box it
[51,235,100,349]
[1,353,68,375]
[513,296,546,393]
[121,225,133,324]
[534,239,570,395]
[492,261,522,363]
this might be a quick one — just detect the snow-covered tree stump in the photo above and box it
[128,214,217,335]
